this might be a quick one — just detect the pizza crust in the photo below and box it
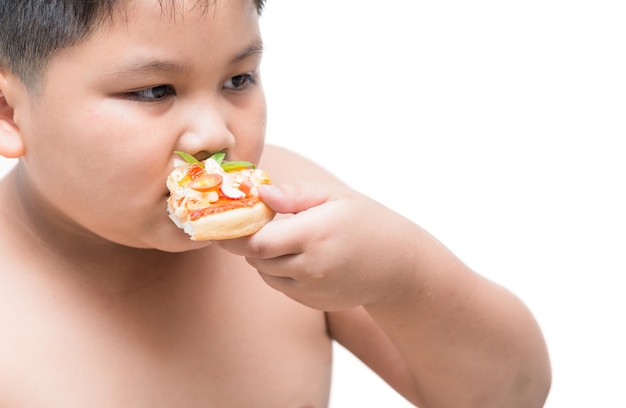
[168,197,275,241]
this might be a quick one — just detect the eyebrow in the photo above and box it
[231,40,264,64]
[114,58,190,77]
[113,40,264,77]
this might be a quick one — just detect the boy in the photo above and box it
[0,0,551,406]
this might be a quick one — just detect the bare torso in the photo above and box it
[0,146,337,407]
[0,244,331,407]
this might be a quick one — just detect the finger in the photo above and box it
[219,183,344,258]
[257,270,296,291]
[218,222,309,264]
[247,252,300,279]
[259,182,338,214]
[215,234,256,257]
[216,214,310,258]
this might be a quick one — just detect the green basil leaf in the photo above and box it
[210,152,226,165]
[174,151,256,172]
[221,161,256,172]
[174,151,204,167]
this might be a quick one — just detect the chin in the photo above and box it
[143,224,216,253]
[157,238,214,253]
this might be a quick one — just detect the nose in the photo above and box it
[176,101,235,157]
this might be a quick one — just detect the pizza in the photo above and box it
[166,151,275,240]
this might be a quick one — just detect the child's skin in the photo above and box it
[0,0,551,407]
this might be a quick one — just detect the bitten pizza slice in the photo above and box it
[167,151,275,240]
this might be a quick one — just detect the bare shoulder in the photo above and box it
[259,144,342,185]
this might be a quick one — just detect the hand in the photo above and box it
[217,182,419,311]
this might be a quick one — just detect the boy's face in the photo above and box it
[13,0,266,251]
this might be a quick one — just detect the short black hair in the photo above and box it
[0,0,266,91]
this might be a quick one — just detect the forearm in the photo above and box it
[364,226,551,407]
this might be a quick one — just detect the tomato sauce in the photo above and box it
[188,197,260,221]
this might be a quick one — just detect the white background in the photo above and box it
[2,1,625,406]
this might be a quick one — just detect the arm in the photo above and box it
[222,145,551,407]
[327,230,552,407]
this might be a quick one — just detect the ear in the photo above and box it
[0,70,26,158]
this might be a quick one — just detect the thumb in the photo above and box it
[259,182,336,214]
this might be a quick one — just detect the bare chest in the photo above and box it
[0,260,332,407]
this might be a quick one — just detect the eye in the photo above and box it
[223,73,257,91]
[126,85,176,102]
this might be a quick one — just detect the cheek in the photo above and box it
[232,95,267,164]
[25,104,165,215]
[68,105,171,183]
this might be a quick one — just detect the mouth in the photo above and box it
[192,150,212,162]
